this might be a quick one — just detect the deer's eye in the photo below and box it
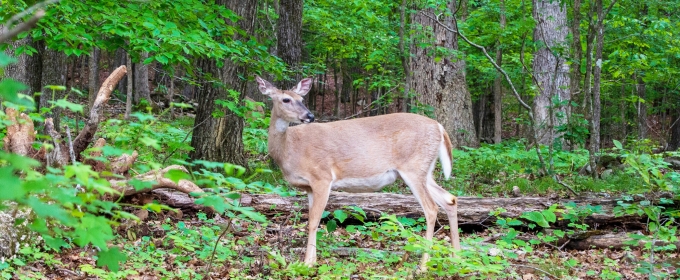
[282,98,291,103]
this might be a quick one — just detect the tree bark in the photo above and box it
[493,0,506,144]
[409,1,478,148]
[669,111,680,151]
[531,0,571,145]
[589,0,605,178]
[1,36,42,97]
[133,52,152,106]
[189,0,256,168]
[637,76,647,139]
[399,0,410,113]
[87,47,100,114]
[39,45,67,130]
[276,0,303,90]
[239,192,652,228]
[125,52,133,119]
[569,0,582,112]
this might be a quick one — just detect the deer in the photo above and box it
[255,76,461,271]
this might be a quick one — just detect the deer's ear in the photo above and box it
[256,76,275,95]
[292,78,312,96]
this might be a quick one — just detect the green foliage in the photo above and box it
[610,140,680,279]
[451,141,589,195]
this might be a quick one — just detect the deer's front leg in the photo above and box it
[303,182,331,265]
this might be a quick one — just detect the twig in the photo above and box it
[161,116,210,165]
[558,239,571,250]
[204,219,232,279]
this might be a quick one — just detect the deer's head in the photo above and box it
[256,76,315,124]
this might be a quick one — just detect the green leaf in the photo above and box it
[49,99,84,113]
[333,209,348,223]
[25,197,73,225]
[541,209,557,223]
[0,52,17,67]
[613,140,623,150]
[522,211,549,228]
[139,136,161,150]
[195,195,229,213]
[73,215,114,249]
[96,247,127,272]
[43,235,68,251]
[326,219,337,232]
[0,167,24,200]
[164,169,191,183]
[0,79,32,107]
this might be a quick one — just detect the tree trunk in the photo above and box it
[569,0,582,110]
[409,1,478,148]
[493,0,506,144]
[133,52,151,106]
[87,47,100,114]
[125,52,133,119]
[473,89,494,143]
[189,0,256,168]
[39,45,67,130]
[531,0,570,145]
[276,0,303,90]
[589,0,605,178]
[399,0,410,113]
[239,192,653,228]
[2,36,42,100]
[669,110,680,151]
[637,75,647,139]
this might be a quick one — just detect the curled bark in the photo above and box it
[3,108,35,156]
[111,150,138,175]
[109,165,203,196]
[73,65,127,159]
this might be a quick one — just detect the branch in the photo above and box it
[0,10,45,44]
[0,0,61,44]
[73,65,127,158]
[418,11,532,113]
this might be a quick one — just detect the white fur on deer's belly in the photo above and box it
[331,170,398,193]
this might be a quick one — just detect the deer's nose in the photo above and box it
[306,112,315,122]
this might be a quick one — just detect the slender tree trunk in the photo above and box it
[531,0,571,146]
[570,0,582,115]
[409,1,478,148]
[399,0,410,113]
[125,52,133,119]
[637,75,647,139]
[40,45,67,130]
[669,110,680,151]
[589,0,604,178]
[115,48,128,97]
[189,0,257,168]
[87,47,100,114]
[276,0,303,90]
[493,0,506,144]
[134,52,152,106]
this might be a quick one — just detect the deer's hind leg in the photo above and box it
[426,177,460,250]
[397,170,439,272]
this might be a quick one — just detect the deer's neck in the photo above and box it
[267,111,290,166]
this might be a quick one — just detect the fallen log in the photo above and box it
[239,192,654,228]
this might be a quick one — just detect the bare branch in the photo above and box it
[0,10,45,44]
